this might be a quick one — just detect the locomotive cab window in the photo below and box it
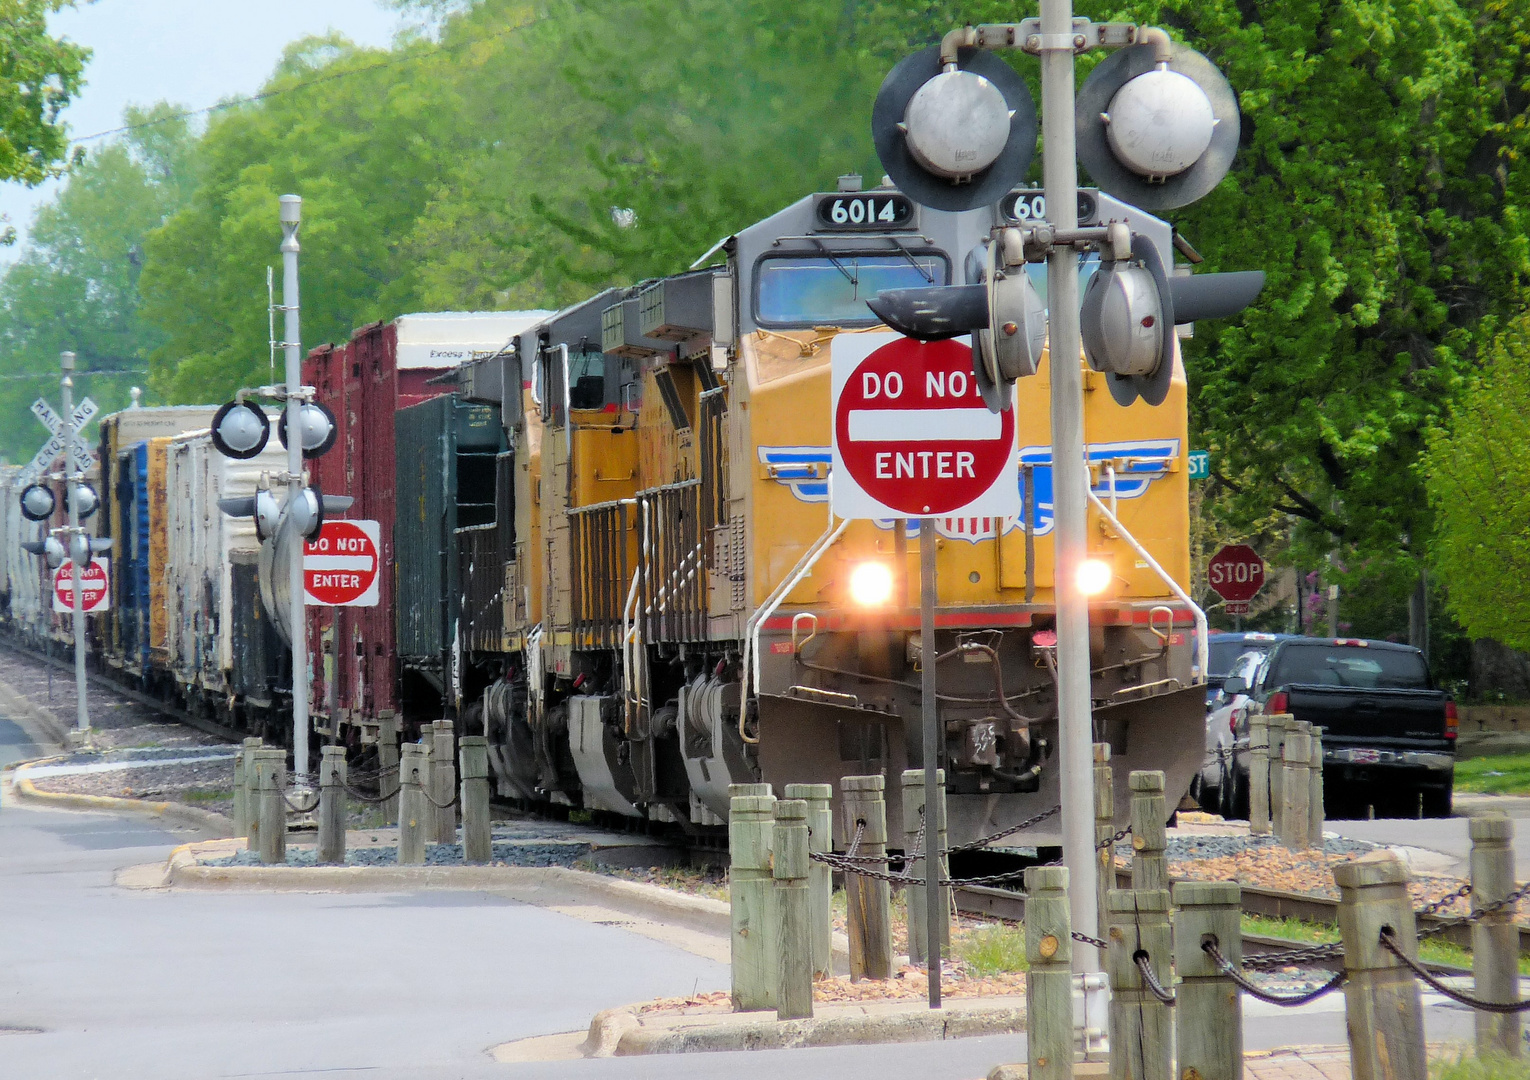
[754,251,948,328]
[567,348,607,411]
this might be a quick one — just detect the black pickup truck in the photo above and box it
[1229,638,1457,818]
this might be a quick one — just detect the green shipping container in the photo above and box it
[394,395,503,669]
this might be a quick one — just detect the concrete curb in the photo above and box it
[573,998,1027,1057]
[0,676,69,747]
[11,762,234,836]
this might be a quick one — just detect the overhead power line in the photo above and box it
[0,368,147,380]
[69,17,537,146]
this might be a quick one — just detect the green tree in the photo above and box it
[1424,308,1530,651]
[0,104,195,461]
[0,0,90,192]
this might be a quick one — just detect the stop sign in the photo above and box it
[53,557,110,614]
[831,333,1019,519]
[303,519,381,607]
[1207,544,1265,603]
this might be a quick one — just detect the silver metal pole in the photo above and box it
[280,194,308,782]
[1039,0,1100,965]
[60,350,89,736]
[919,517,941,1007]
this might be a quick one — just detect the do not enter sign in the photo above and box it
[304,519,381,607]
[832,334,1019,519]
[53,557,110,614]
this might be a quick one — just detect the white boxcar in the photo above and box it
[163,421,286,705]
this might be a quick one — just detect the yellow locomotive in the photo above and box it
[456,183,1203,843]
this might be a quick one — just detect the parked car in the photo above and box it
[1195,649,1265,815]
[1204,631,1296,705]
[1229,637,1457,818]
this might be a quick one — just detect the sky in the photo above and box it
[0,0,410,260]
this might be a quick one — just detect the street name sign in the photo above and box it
[1188,450,1209,480]
[53,557,110,614]
[303,519,381,606]
[831,333,1019,519]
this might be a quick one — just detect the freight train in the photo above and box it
[0,184,1208,844]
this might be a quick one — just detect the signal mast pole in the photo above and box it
[1038,0,1100,961]
[60,350,89,737]
[279,195,309,782]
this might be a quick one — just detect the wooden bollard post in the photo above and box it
[1308,726,1325,849]
[774,798,813,1021]
[397,743,427,866]
[317,745,346,865]
[901,768,949,966]
[1024,866,1072,1080]
[430,719,457,844]
[377,713,399,819]
[1094,743,1114,939]
[1334,852,1427,1080]
[1130,770,1168,893]
[1470,813,1521,1056]
[459,735,492,863]
[1174,881,1242,1080]
[233,737,258,838]
[841,774,894,981]
[241,737,264,848]
[1281,721,1312,850]
[785,782,834,978]
[729,792,777,1010]
[1107,888,1174,1080]
[1249,715,1271,834]
[1268,715,1291,836]
[255,748,286,866]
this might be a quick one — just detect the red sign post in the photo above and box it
[831,333,1019,519]
[53,557,110,614]
[1206,543,1265,615]
[303,519,381,607]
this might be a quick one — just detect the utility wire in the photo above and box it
[0,369,146,380]
[69,18,539,147]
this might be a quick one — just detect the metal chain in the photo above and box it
[1204,940,1347,1005]
[945,804,1062,855]
[1072,931,1108,949]
[1135,952,1177,1004]
[281,789,320,813]
[340,779,400,805]
[1415,881,1530,939]
[1380,931,1530,1013]
[1241,941,1345,970]
[1414,882,1475,930]
[1098,825,1132,851]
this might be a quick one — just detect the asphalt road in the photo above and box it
[0,716,38,770]
[1323,796,1530,875]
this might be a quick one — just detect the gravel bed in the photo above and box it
[205,840,592,868]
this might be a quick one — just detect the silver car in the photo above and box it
[1195,650,1263,816]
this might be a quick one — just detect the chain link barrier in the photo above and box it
[1379,930,1530,1013]
[1071,931,1108,949]
[1204,940,1347,1004]
[1135,951,1177,1004]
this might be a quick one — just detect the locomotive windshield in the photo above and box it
[755,251,948,328]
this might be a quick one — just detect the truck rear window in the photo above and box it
[1271,644,1429,690]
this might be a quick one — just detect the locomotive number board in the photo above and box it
[1000,189,1100,226]
[815,193,916,231]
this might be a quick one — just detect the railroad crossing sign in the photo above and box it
[20,395,96,484]
[302,519,380,607]
[831,333,1019,519]
[52,557,110,613]
[1207,543,1265,615]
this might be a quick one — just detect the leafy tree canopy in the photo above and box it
[0,0,89,192]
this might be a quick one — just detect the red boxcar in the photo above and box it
[304,312,550,742]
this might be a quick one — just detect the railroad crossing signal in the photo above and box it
[831,333,1019,519]
[303,519,380,607]
[1207,543,1265,615]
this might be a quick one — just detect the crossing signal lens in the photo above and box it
[1076,558,1113,596]
[19,483,56,522]
[210,401,271,460]
[277,402,337,459]
[71,483,99,521]
[849,562,896,608]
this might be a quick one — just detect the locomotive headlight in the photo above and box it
[849,561,896,608]
[1076,558,1114,597]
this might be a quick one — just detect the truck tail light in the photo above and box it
[1445,699,1458,740]
[1268,691,1288,714]
[1229,711,1239,735]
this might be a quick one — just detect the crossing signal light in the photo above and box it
[19,483,55,522]
[210,401,271,460]
[277,401,337,459]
